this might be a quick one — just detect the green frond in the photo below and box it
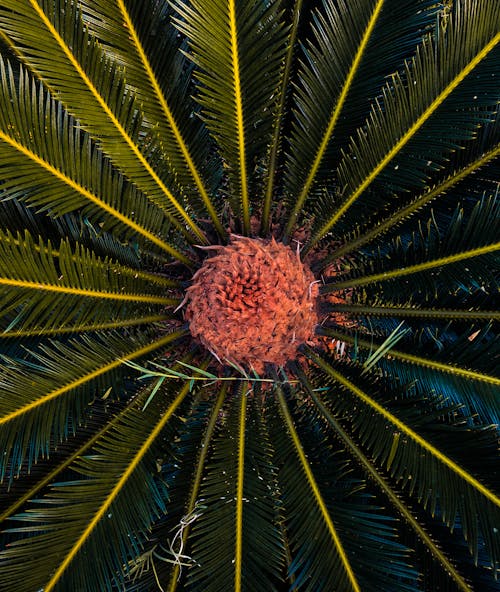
[322,194,499,294]
[164,387,227,591]
[306,351,500,574]
[0,398,136,523]
[172,0,288,233]
[78,0,225,236]
[326,302,500,322]
[295,366,473,592]
[0,58,189,261]
[0,200,146,269]
[307,0,437,156]
[0,229,178,289]
[328,242,498,290]
[183,387,248,591]
[0,0,207,244]
[269,385,419,591]
[321,326,499,421]
[274,386,361,592]
[0,379,192,592]
[0,330,186,483]
[307,0,499,248]
[0,314,172,339]
[320,138,500,265]
[261,0,304,233]
[283,0,387,238]
[0,229,177,335]
[187,388,285,592]
[105,380,224,592]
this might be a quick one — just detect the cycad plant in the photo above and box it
[0,0,498,590]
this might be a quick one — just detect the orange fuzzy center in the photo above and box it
[185,237,319,373]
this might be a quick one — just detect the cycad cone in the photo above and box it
[185,236,319,373]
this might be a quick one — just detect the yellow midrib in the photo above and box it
[234,391,247,592]
[278,389,361,592]
[0,128,190,264]
[329,303,500,321]
[325,143,500,261]
[316,399,473,592]
[325,242,499,288]
[43,380,192,592]
[116,0,224,237]
[388,347,500,387]
[318,361,500,509]
[27,0,206,244]
[0,314,171,338]
[0,330,186,426]
[0,276,176,304]
[285,0,385,238]
[0,391,153,522]
[322,329,500,387]
[228,0,250,233]
[310,31,500,246]
[262,0,304,232]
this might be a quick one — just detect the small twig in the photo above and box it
[308,279,321,298]
[292,238,303,259]
[194,244,226,250]
[174,293,189,313]
[153,505,206,582]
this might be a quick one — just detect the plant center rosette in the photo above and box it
[184,236,320,373]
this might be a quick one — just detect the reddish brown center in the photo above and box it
[184,236,319,373]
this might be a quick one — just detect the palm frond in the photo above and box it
[322,193,499,294]
[162,387,227,591]
[0,314,172,339]
[0,229,177,335]
[0,0,207,243]
[283,0,387,237]
[0,226,177,290]
[326,302,500,322]
[0,379,192,592]
[295,366,473,592]
[307,0,500,248]
[306,351,500,574]
[314,105,500,275]
[78,0,225,236]
[186,387,285,591]
[321,325,499,422]
[183,387,248,591]
[172,0,288,233]
[269,384,419,591]
[329,242,498,290]
[0,57,190,261]
[0,398,132,523]
[320,136,500,265]
[0,329,186,483]
[0,200,148,269]
[261,0,304,233]
[274,386,361,591]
